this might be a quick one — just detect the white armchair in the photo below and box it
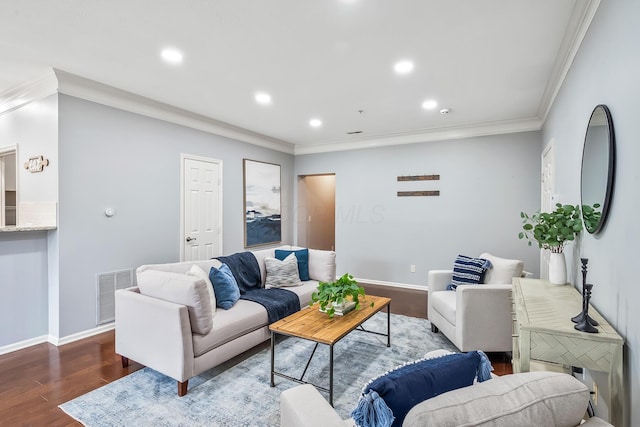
[427,253,525,352]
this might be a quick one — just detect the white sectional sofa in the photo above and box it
[115,245,336,396]
[280,371,613,427]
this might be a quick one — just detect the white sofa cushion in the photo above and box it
[187,264,216,317]
[480,253,524,284]
[404,371,589,427]
[137,270,213,335]
[191,299,268,356]
[252,247,277,286]
[136,259,222,275]
[429,290,457,326]
[306,248,336,283]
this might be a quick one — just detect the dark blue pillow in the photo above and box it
[448,254,492,290]
[209,263,240,309]
[351,351,492,427]
[275,248,310,281]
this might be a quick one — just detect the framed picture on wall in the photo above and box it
[243,159,281,247]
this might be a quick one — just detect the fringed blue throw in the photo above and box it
[351,351,493,427]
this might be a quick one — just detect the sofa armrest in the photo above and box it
[455,284,512,351]
[281,384,350,427]
[115,288,195,382]
[428,270,453,293]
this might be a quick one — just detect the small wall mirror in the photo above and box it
[581,104,615,234]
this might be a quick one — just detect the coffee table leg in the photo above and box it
[387,303,391,347]
[270,331,275,387]
[329,344,334,406]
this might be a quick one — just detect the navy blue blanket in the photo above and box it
[216,252,261,295]
[240,288,300,324]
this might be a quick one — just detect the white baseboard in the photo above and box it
[354,277,428,292]
[0,323,116,355]
[0,335,49,355]
[48,323,115,346]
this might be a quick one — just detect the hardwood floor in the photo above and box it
[0,286,512,425]
[0,331,143,426]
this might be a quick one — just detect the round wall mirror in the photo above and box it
[581,104,615,234]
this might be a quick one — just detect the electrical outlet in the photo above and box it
[410,264,416,273]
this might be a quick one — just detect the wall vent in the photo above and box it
[96,269,133,325]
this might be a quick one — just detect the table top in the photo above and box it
[269,295,391,345]
[513,278,623,344]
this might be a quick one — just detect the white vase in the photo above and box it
[549,252,567,285]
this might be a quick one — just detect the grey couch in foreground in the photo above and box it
[280,371,613,427]
[115,245,336,396]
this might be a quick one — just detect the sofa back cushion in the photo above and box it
[137,270,213,335]
[251,247,277,286]
[136,259,222,276]
[306,249,336,283]
[480,252,524,284]
[403,371,589,427]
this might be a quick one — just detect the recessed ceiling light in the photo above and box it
[161,48,183,64]
[309,118,322,128]
[394,60,414,75]
[422,99,438,110]
[255,92,272,105]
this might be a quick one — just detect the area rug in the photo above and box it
[60,313,457,426]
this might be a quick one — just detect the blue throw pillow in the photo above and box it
[275,248,310,281]
[351,351,492,427]
[448,254,492,290]
[209,263,240,309]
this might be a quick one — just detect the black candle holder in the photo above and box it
[571,258,599,326]
[575,283,598,333]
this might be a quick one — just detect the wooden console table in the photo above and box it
[512,278,624,426]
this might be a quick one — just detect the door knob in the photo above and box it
[186,237,196,242]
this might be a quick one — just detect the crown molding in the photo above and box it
[0,70,58,115]
[52,69,295,154]
[294,117,542,155]
[537,0,601,123]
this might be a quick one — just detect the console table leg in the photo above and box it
[609,343,624,427]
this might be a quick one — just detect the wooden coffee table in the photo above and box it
[269,295,391,405]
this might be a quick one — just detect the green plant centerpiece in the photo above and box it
[310,273,373,318]
[518,203,600,252]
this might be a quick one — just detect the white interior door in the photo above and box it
[181,155,223,261]
[540,142,555,279]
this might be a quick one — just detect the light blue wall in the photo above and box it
[295,131,542,285]
[56,95,294,337]
[0,231,49,346]
[542,1,639,425]
[0,93,58,347]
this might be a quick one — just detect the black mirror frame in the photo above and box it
[581,104,616,234]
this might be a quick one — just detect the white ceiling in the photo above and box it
[0,0,598,153]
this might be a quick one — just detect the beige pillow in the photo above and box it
[480,252,524,284]
[404,371,589,427]
[187,264,216,317]
[137,270,213,335]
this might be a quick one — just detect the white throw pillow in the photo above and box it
[264,253,302,288]
[479,253,524,284]
[187,264,216,317]
[137,270,213,335]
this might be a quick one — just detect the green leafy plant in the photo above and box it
[310,273,373,318]
[581,203,602,233]
[519,203,583,253]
